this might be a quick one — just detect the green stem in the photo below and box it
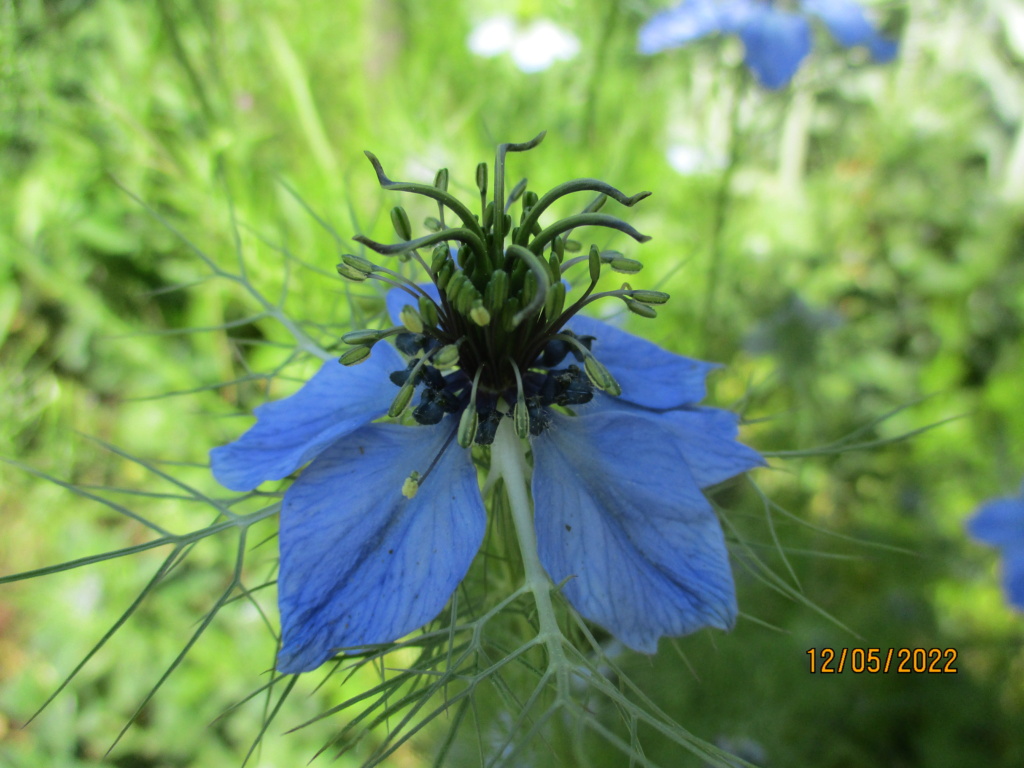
[700,66,746,354]
[1002,114,1024,202]
[490,417,570,693]
[778,86,814,195]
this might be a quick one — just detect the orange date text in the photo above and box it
[806,647,958,674]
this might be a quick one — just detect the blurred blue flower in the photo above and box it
[638,0,898,89]
[211,139,762,673]
[745,292,842,369]
[968,484,1024,610]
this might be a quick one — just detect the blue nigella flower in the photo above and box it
[968,483,1024,610]
[211,134,763,674]
[638,0,898,89]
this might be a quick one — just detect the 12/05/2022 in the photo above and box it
[807,648,958,674]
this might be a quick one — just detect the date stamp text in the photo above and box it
[806,647,958,674]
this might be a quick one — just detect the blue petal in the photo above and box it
[968,495,1024,548]
[580,394,765,488]
[999,544,1024,610]
[210,345,403,492]
[968,490,1024,610]
[532,405,738,652]
[659,406,766,486]
[637,0,728,54]
[565,314,718,409]
[1003,544,1024,609]
[736,9,812,89]
[716,0,761,31]
[276,420,485,673]
[386,283,441,326]
[801,0,898,62]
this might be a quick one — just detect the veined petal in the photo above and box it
[276,420,485,673]
[580,394,765,488]
[637,0,729,54]
[736,9,812,89]
[658,406,765,487]
[801,0,898,62]
[532,406,737,652]
[566,314,717,409]
[210,345,403,492]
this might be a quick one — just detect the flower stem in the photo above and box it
[777,85,813,196]
[700,65,746,355]
[491,417,570,693]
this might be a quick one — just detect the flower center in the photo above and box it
[386,324,599,443]
[336,133,670,444]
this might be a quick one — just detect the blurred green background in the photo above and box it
[2,0,1023,765]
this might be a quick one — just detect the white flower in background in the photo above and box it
[468,16,517,57]
[468,15,580,73]
[666,143,726,175]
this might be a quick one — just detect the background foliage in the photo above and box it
[1,0,1023,765]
